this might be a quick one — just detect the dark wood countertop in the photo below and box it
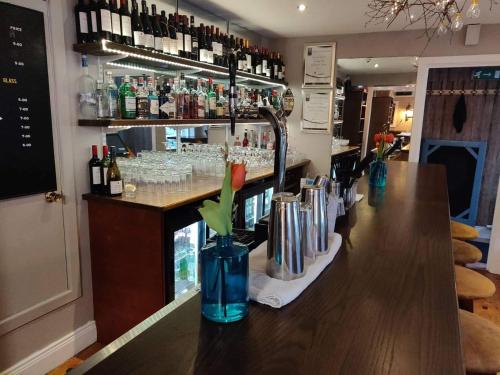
[75,162,463,375]
[83,159,309,212]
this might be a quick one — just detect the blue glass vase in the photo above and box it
[369,159,387,188]
[201,235,249,323]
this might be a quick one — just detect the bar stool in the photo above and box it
[451,221,479,241]
[453,239,483,265]
[455,265,496,312]
[459,309,500,374]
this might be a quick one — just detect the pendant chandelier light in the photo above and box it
[366,0,495,40]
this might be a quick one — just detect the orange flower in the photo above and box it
[374,133,383,143]
[231,163,246,192]
[385,133,395,143]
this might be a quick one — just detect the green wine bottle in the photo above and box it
[106,146,123,196]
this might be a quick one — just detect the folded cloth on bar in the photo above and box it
[249,233,342,308]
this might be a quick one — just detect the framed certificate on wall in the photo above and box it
[301,90,333,134]
[303,42,336,88]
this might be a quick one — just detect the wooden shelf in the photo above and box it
[78,118,270,128]
[73,41,288,88]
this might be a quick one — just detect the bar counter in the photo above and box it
[76,162,464,374]
[331,145,360,157]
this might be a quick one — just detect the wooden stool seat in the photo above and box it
[451,221,479,240]
[460,309,500,374]
[455,265,496,300]
[453,239,483,265]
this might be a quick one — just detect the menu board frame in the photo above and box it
[302,42,336,88]
[300,89,334,134]
[0,1,57,200]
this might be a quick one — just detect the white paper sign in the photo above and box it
[303,44,335,87]
[301,90,333,133]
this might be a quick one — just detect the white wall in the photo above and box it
[270,24,500,176]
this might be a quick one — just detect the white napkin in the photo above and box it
[249,233,342,308]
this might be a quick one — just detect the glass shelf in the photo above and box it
[73,40,288,89]
[78,118,271,129]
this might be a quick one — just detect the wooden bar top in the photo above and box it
[83,159,309,212]
[76,162,463,375]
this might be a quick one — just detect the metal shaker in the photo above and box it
[267,193,304,280]
[313,175,332,197]
[300,202,315,263]
[301,185,329,255]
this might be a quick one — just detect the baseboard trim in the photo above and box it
[2,321,96,375]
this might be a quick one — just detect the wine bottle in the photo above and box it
[212,27,221,66]
[75,0,89,44]
[96,0,112,40]
[107,146,123,197]
[255,47,262,75]
[262,48,268,77]
[206,26,213,64]
[88,0,100,42]
[274,52,281,81]
[190,16,198,61]
[207,77,216,119]
[159,11,170,54]
[100,145,110,194]
[198,24,207,62]
[237,38,246,71]
[131,0,144,47]
[183,16,192,59]
[110,0,121,43]
[168,14,178,55]
[89,145,102,194]
[140,0,154,50]
[245,41,253,74]
[150,4,163,53]
[119,0,133,45]
[175,14,185,57]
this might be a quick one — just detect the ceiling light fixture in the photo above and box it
[298,4,307,12]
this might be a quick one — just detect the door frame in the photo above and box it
[0,0,81,335]
[409,54,500,162]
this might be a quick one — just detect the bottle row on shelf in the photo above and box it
[79,56,283,121]
[74,0,286,80]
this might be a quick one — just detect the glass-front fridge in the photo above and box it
[244,187,274,230]
[174,220,206,298]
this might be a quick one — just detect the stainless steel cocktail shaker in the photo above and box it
[267,194,304,280]
[301,185,329,255]
[299,202,315,262]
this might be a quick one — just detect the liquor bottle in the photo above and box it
[216,84,225,118]
[96,80,110,118]
[165,80,177,119]
[88,0,100,43]
[179,74,190,119]
[190,16,198,61]
[78,55,97,119]
[198,24,207,62]
[159,11,170,54]
[242,129,249,147]
[207,77,216,119]
[190,80,198,119]
[266,131,274,150]
[89,145,102,194]
[173,77,183,119]
[158,84,167,119]
[254,47,262,75]
[140,0,154,50]
[168,14,178,55]
[105,72,118,118]
[131,0,144,47]
[147,77,159,119]
[110,0,122,43]
[107,146,123,197]
[75,0,90,43]
[96,0,112,40]
[100,145,110,194]
[233,136,241,147]
[196,79,206,119]
[206,26,213,64]
[183,16,192,59]
[119,0,133,45]
[150,4,163,53]
[175,14,184,57]
[136,76,149,118]
[119,74,136,118]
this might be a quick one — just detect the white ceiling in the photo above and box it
[338,56,419,75]
[187,0,500,38]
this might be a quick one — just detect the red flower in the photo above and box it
[374,133,383,143]
[385,133,395,143]
[231,163,246,192]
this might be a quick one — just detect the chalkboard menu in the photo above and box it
[0,2,57,200]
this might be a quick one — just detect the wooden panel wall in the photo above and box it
[422,67,500,225]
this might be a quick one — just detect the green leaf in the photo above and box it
[198,200,228,236]
[219,165,233,234]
